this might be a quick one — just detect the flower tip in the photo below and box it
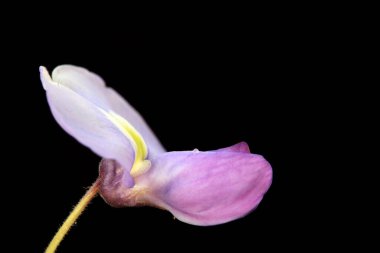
[39,66,52,90]
[39,66,48,78]
[216,141,251,153]
[234,141,250,153]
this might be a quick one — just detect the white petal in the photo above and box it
[40,65,164,177]
[47,65,165,157]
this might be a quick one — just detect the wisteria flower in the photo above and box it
[40,65,272,252]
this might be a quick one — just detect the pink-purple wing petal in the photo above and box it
[138,144,272,225]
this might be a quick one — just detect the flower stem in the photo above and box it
[45,179,100,253]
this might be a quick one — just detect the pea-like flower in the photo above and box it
[40,65,272,252]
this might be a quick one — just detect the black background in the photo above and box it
[3,18,345,252]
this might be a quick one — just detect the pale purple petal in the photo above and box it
[136,146,272,226]
[40,66,135,185]
[46,65,165,157]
